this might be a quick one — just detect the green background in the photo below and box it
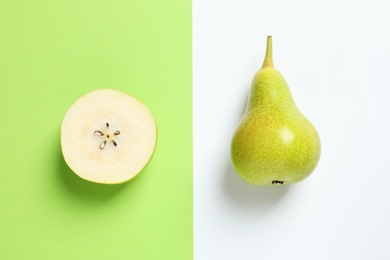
[0,0,192,259]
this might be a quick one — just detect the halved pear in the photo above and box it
[61,89,157,184]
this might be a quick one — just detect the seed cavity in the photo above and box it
[94,131,104,136]
[94,122,120,150]
[100,140,107,149]
[272,180,284,185]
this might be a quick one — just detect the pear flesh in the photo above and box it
[61,89,157,184]
[231,36,320,186]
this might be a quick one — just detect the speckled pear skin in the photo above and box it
[231,36,321,186]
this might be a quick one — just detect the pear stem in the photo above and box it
[262,35,274,68]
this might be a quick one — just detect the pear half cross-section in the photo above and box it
[61,89,157,184]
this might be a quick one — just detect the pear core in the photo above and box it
[61,89,157,184]
[231,36,321,186]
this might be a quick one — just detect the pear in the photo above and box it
[61,89,157,184]
[231,36,320,186]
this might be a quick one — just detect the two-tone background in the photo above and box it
[1,0,390,259]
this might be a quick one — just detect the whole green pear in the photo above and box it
[231,36,321,186]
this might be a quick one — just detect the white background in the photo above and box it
[193,1,390,259]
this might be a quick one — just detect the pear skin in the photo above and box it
[231,36,321,186]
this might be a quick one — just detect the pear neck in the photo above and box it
[247,69,296,111]
[261,36,274,69]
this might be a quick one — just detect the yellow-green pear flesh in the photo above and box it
[231,36,321,186]
[61,89,157,184]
